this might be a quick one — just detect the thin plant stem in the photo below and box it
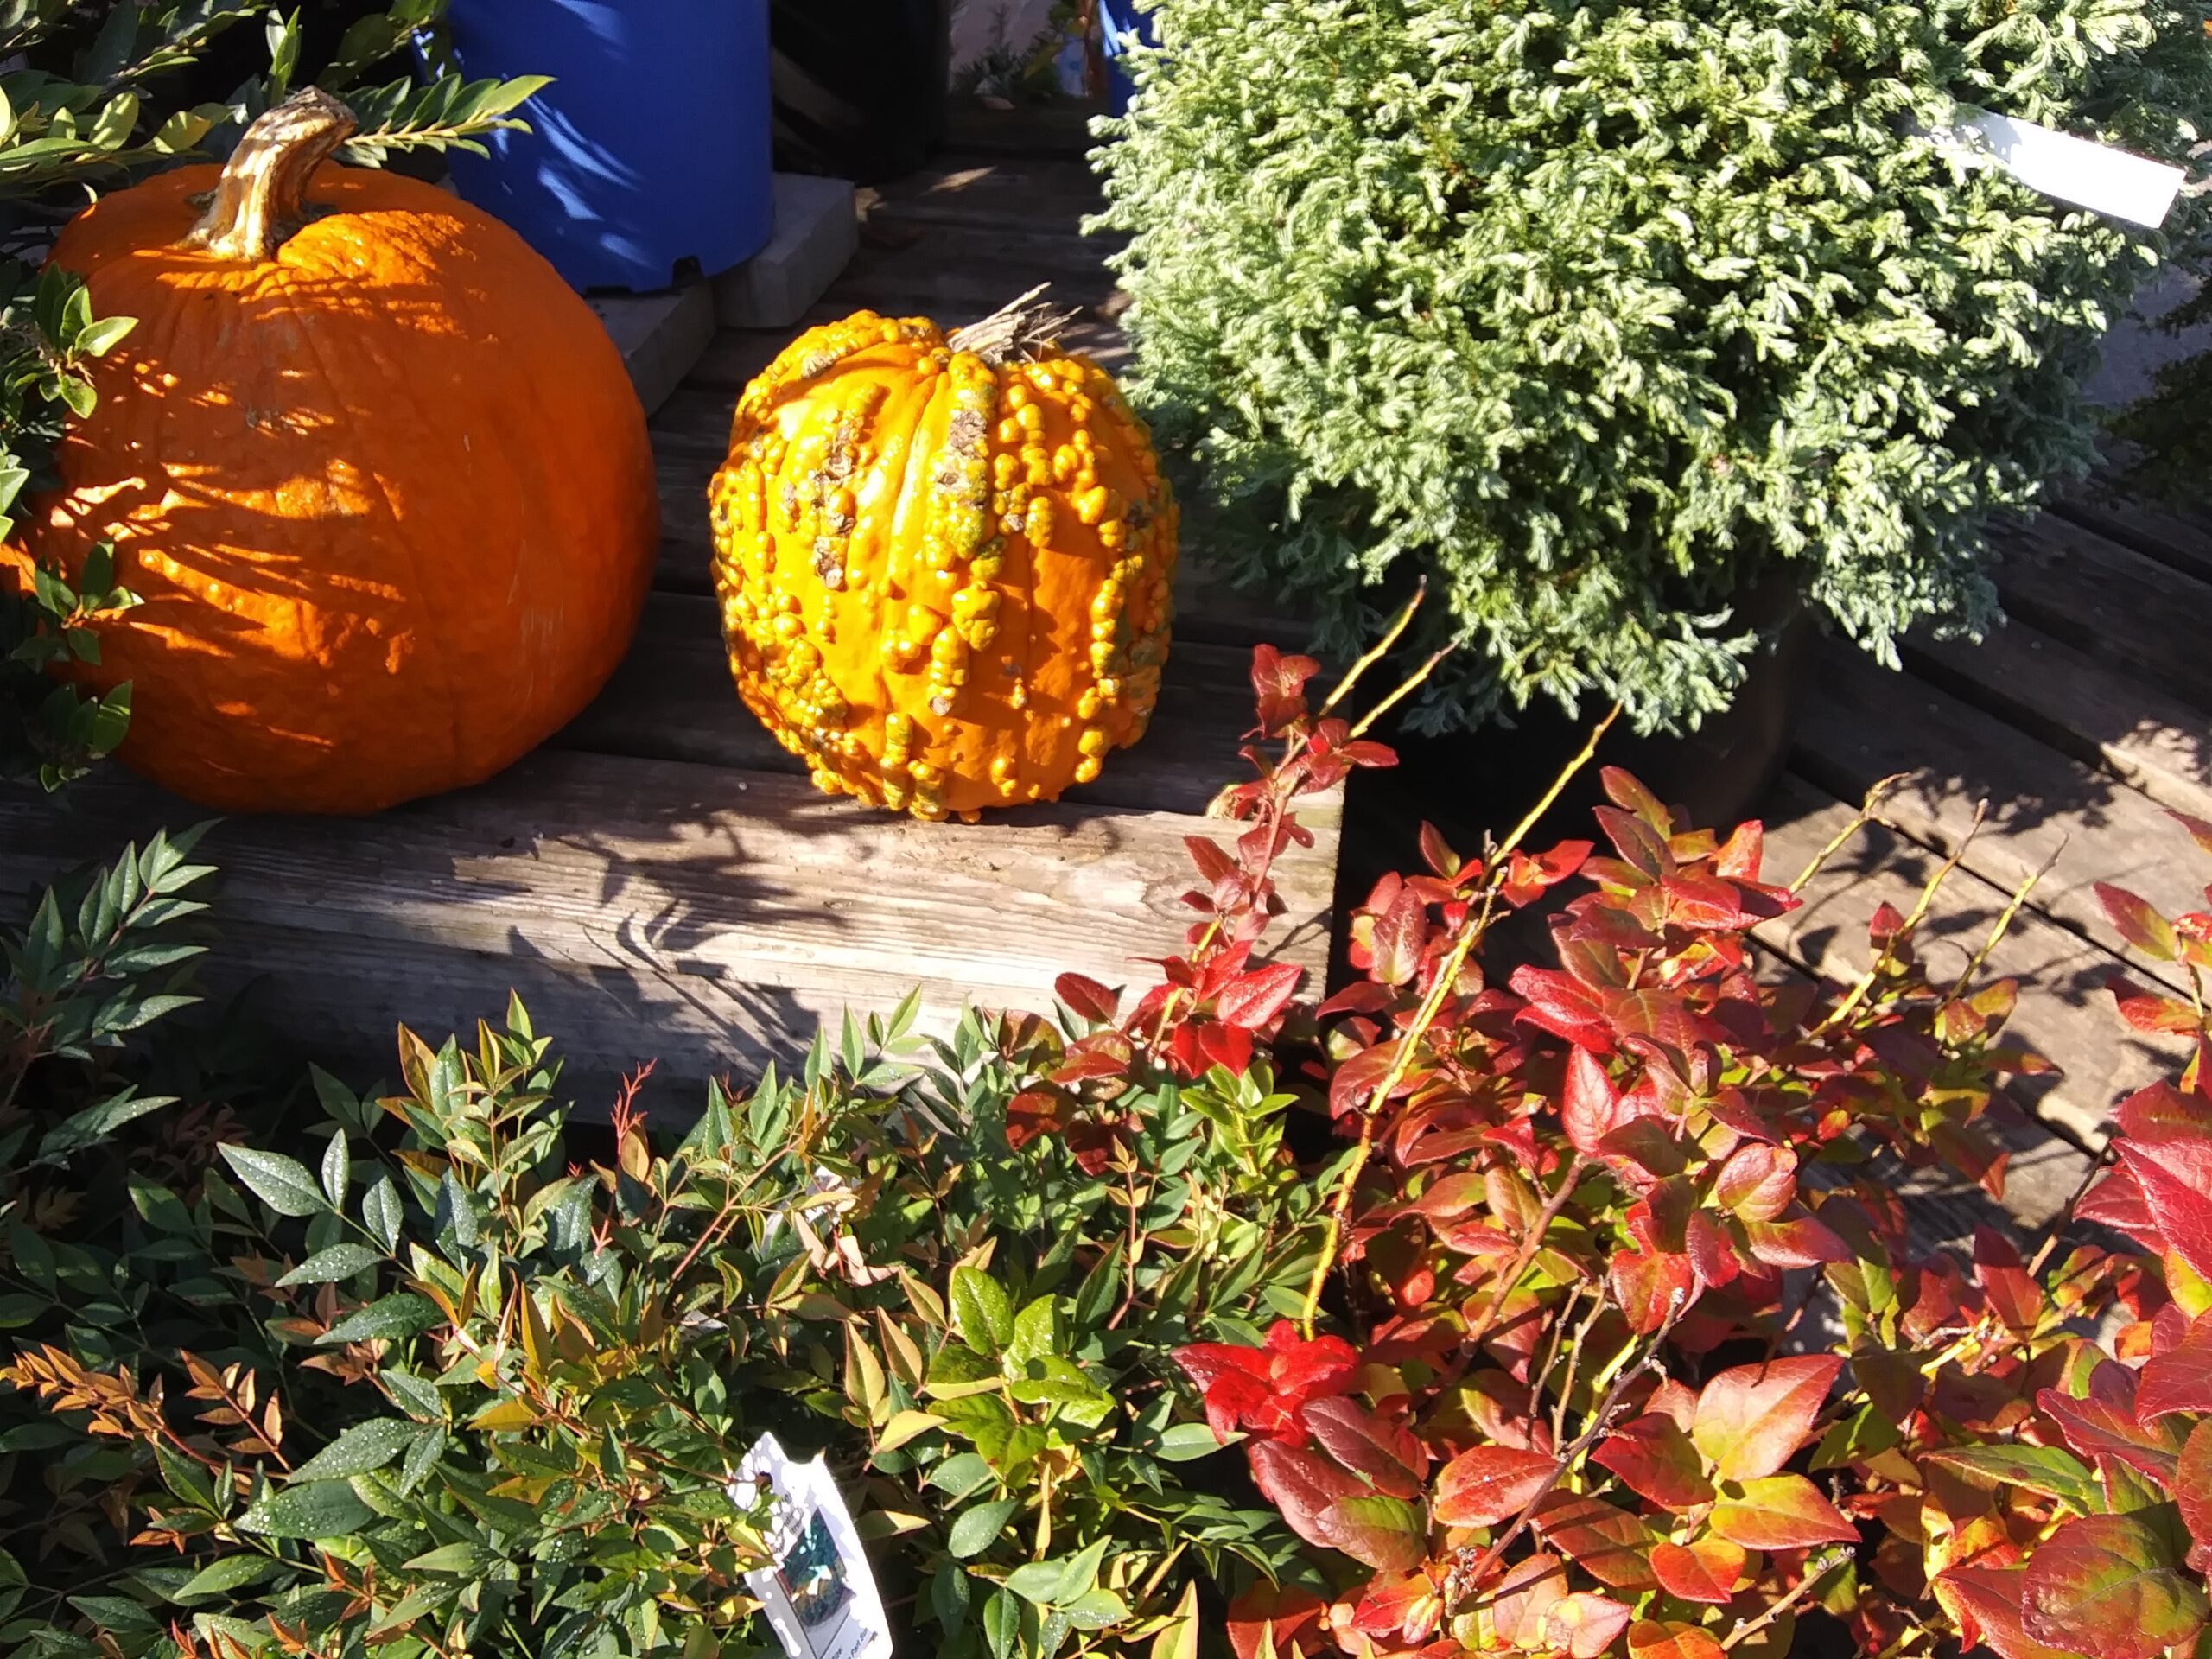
[1812,799,1988,1039]
[1945,837,2063,1002]
[2026,1145,2114,1278]
[1789,773,1907,893]
[1347,646,1452,740]
[1320,580,1427,717]
[1722,1546,1852,1649]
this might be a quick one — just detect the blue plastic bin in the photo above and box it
[442,0,774,293]
[1099,0,1157,116]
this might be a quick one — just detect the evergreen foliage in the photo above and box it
[1096,0,2212,730]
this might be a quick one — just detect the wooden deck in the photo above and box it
[0,124,1338,1096]
[3,103,2203,1236]
[1752,489,2212,1249]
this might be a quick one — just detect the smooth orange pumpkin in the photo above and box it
[1,90,658,814]
[709,296,1178,820]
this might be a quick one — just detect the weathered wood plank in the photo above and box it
[944,102,1103,161]
[1792,640,2207,996]
[1904,623,2212,820]
[862,157,1105,232]
[2054,486,2212,587]
[557,591,1275,817]
[0,753,1336,1090]
[1990,514,2212,712]
[1755,772,2184,1150]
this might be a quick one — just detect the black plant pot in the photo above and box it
[770,0,953,183]
[1337,578,1818,916]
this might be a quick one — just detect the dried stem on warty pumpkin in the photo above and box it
[181,88,358,261]
[946,283,1085,365]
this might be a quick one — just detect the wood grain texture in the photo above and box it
[1793,639,2206,995]
[1904,621,2212,819]
[1756,772,2183,1151]
[0,755,1338,1090]
[1991,513,2212,712]
[556,593,1270,817]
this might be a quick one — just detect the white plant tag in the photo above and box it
[1930,109,2183,229]
[732,1433,893,1659]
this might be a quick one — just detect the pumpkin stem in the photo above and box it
[180,88,359,261]
[948,285,1084,365]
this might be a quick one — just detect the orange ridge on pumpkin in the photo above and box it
[709,297,1179,821]
[1,89,658,815]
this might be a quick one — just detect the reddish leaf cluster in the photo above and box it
[1147,660,2212,1658]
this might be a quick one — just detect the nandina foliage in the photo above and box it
[709,301,1178,821]
[1157,668,2212,1656]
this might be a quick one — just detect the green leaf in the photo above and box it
[320,1293,441,1345]
[361,1174,402,1253]
[925,1452,995,1501]
[2023,1513,2209,1659]
[236,1480,375,1540]
[1927,1444,2103,1513]
[1060,1588,1128,1631]
[174,1556,285,1604]
[947,1497,1021,1560]
[982,1589,1020,1659]
[402,1543,494,1576]
[950,1267,1014,1357]
[277,1243,382,1287]
[321,1129,348,1208]
[73,316,135,358]
[219,1146,329,1217]
[1052,1537,1109,1604]
[290,1420,421,1482]
[1156,1421,1239,1461]
[1004,1561,1065,1605]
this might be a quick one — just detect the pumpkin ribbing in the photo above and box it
[2,91,658,815]
[709,301,1178,820]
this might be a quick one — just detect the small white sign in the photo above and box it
[1932,109,2185,229]
[732,1433,894,1659]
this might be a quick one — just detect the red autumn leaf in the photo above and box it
[1228,1582,1329,1659]
[2171,809,2212,856]
[2020,1513,2209,1659]
[2075,1162,2162,1251]
[1051,1031,1133,1084]
[1649,1537,1748,1605]
[2094,883,2178,962]
[1935,1565,2088,1659]
[1626,1620,1725,1659]
[1319,1492,1428,1573]
[1489,1554,1569,1652]
[1530,1491,1662,1591]
[1247,1439,1369,1552]
[2037,1364,2184,1486]
[1418,819,1463,880]
[1562,1046,1625,1157]
[1430,1443,1562,1527]
[1052,973,1121,1025]
[1974,1226,2043,1336]
[1713,1143,1797,1223]
[1369,885,1427,988]
[1183,834,1238,888]
[1602,766,1672,830]
[2113,1137,2212,1284]
[2180,1420,2212,1554]
[2115,1080,2212,1144]
[2108,973,2203,1036]
[1003,1090,1067,1150]
[1543,1593,1635,1659]
[1715,819,1764,882]
[1691,1356,1842,1483]
[1302,1396,1427,1500]
[1173,1321,1357,1445]
[1216,962,1305,1031]
[1611,1246,1696,1335]
[1250,644,1319,734]
[1740,1208,1851,1269]
[1684,1211,1741,1289]
[1592,1412,1716,1512]
[2138,1313,2212,1419]
[1338,739,1398,769]
[1350,1572,1444,1643]
[1510,964,1618,1052]
[1707,1473,1858,1549]
[1501,840,1594,906]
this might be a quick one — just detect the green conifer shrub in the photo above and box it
[1096,0,2212,731]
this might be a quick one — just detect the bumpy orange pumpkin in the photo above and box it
[709,296,1178,820]
[2,90,658,814]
